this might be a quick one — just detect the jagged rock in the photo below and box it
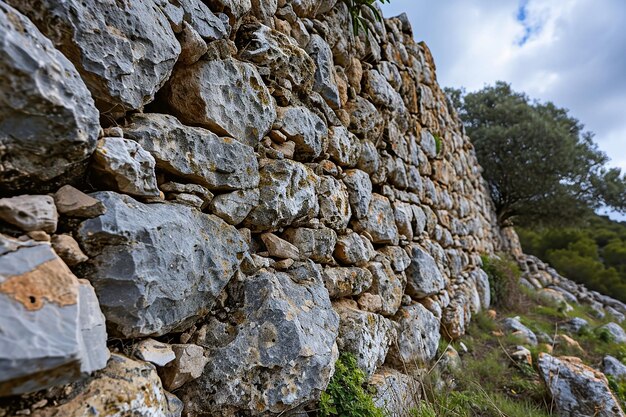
[0,236,108,396]
[180,269,339,416]
[0,195,58,233]
[370,367,420,417]
[179,0,228,40]
[282,227,336,263]
[124,113,259,191]
[405,244,446,298]
[161,182,214,202]
[378,246,411,273]
[511,346,533,366]
[237,23,314,91]
[261,232,300,260]
[317,175,352,232]
[50,234,88,266]
[276,106,327,160]
[502,317,538,346]
[77,192,247,338]
[177,22,208,65]
[53,185,105,218]
[343,169,373,219]
[209,189,260,225]
[607,306,626,323]
[334,301,396,377]
[165,58,275,147]
[470,268,491,310]
[8,0,180,116]
[92,137,160,198]
[334,231,375,266]
[250,0,277,21]
[306,34,340,109]
[366,259,406,316]
[244,159,319,232]
[363,69,405,111]
[346,96,384,142]
[604,355,626,380]
[0,2,99,191]
[352,194,399,244]
[538,353,625,417]
[30,354,182,417]
[159,344,209,391]
[323,266,373,298]
[327,126,361,167]
[134,339,176,367]
[562,317,589,334]
[205,0,251,24]
[388,303,440,367]
[599,322,626,343]
[357,140,382,178]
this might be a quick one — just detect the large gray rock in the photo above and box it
[30,354,182,417]
[352,194,399,244]
[334,231,375,266]
[328,126,361,167]
[388,303,441,367]
[405,244,446,298]
[276,106,327,161]
[237,23,314,91]
[600,322,626,343]
[343,169,373,219]
[244,159,319,232]
[317,175,352,232]
[502,317,538,346]
[209,188,260,225]
[92,137,160,198]
[370,367,420,417]
[180,269,339,416]
[538,353,625,417]
[334,301,395,378]
[306,34,340,108]
[604,355,626,380]
[77,192,247,338]
[179,0,227,40]
[282,227,337,263]
[0,236,108,396]
[323,267,373,298]
[366,259,406,316]
[0,2,99,191]
[8,0,180,116]
[346,96,384,142]
[123,113,259,190]
[165,58,275,147]
[0,195,58,233]
[363,69,405,111]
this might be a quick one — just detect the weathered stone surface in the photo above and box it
[502,317,538,346]
[282,227,337,263]
[159,344,209,391]
[604,355,626,380]
[0,2,99,191]
[378,246,411,273]
[0,195,58,233]
[165,58,275,147]
[177,21,208,65]
[388,303,441,366]
[180,269,339,416]
[366,260,406,316]
[276,106,327,160]
[0,236,108,396]
[328,126,361,167]
[244,159,319,232]
[323,266,373,298]
[261,232,301,260]
[343,169,373,219]
[53,185,105,218]
[92,137,160,198]
[124,113,259,191]
[352,194,399,245]
[563,317,590,334]
[334,301,395,377]
[179,0,227,40]
[30,354,182,417]
[50,234,88,266]
[334,231,375,266]
[8,0,180,116]
[405,244,446,298]
[538,353,625,417]
[77,192,247,338]
[135,339,176,367]
[357,140,382,178]
[600,322,626,343]
[346,96,384,141]
[250,0,277,21]
[205,0,251,23]
[317,175,352,232]
[363,69,405,110]
[370,367,420,417]
[237,23,314,90]
[209,189,259,225]
[306,34,340,109]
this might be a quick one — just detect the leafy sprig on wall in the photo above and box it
[343,0,390,35]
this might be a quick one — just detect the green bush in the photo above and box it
[320,353,384,417]
[343,0,390,35]
[481,253,522,310]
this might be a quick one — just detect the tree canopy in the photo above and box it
[446,82,626,227]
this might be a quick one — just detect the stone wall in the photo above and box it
[0,0,501,415]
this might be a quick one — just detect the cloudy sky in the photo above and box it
[381,0,626,219]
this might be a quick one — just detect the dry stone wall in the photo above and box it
[0,0,501,415]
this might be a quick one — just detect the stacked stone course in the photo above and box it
[0,0,502,415]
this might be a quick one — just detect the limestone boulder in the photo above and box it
[0,236,108,396]
[603,355,626,380]
[53,185,105,218]
[0,2,99,191]
[352,194,399,245]
[0,195,58,233]
[124,113,259,191]
[343,169,373,219]
[77,192,247,338]
[282,227,337,263]
[388,303,441,367]
[160,344,209,391]
[8,0,180,116]
[323,266,373,298]
[405,244,446,298]
[334,231,375,266]
[366,259,406,316]
[538,353,625,417]
[306,34,340,108]
[502,317,538,346]
[600,322,626,343]
[179,0,227,40]
[328,126,361,167]
[317,175,352,232]
[165,58,275,147]
[276,106,327,161]
[180,269,339,416]
[209,189,260,225]
[346,96,384,142]
[244,159,319,232]
[370,367,420,417]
